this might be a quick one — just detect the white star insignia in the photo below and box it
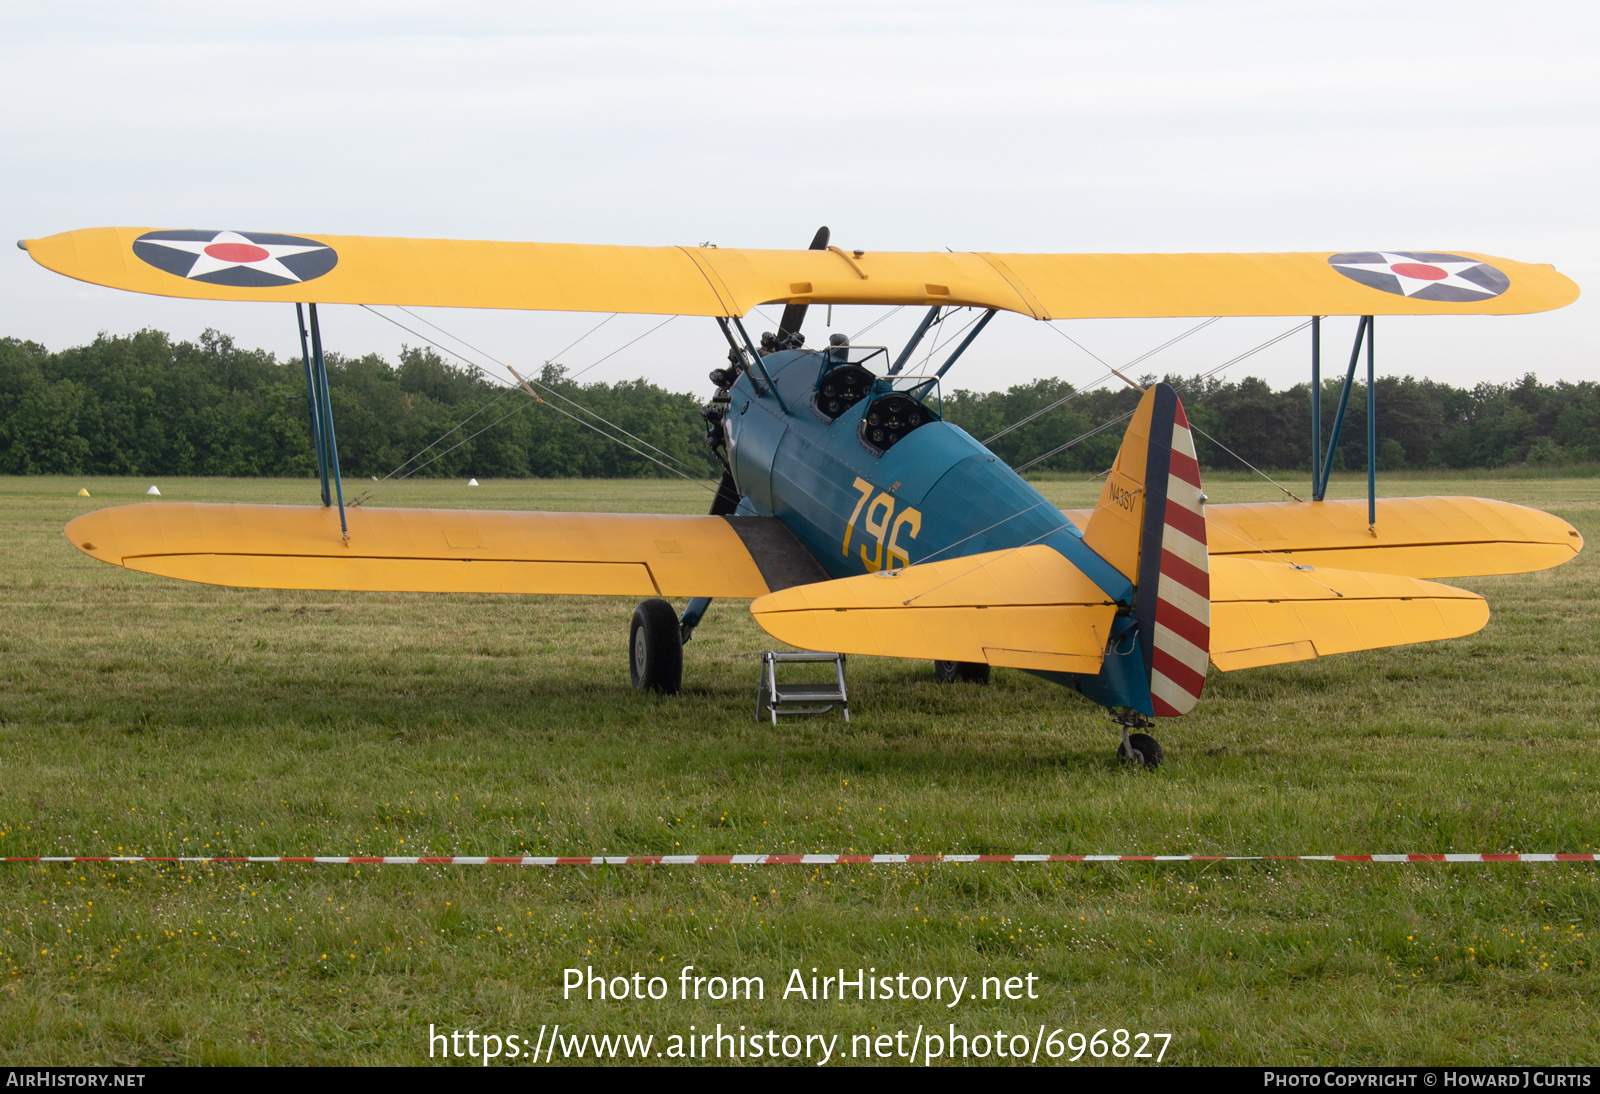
[1330,252,1497,298]
[137,230,328,283]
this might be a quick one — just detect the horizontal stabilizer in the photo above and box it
[1208,557,1488,671]
[1063,496,1582,579]
[64,503,787,597]
[748,545,1117,673]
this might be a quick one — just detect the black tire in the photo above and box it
[934,660,991,684]
[1117,732,1164,769]
[630,599,683,695]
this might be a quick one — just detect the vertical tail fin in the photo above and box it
[1083,383,1210,715]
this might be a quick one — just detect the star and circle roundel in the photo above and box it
[1327,251,1509,303]
[132,229,338,287]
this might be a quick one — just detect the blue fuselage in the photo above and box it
[720,347,1152,713]
[722,348,1133,603]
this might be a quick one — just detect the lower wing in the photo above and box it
[71,503,1493,678]
[64,502,827,597]
[1064,496,1581,578]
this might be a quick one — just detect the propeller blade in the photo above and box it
[776,226,831,344]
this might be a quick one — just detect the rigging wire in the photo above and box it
[369,398,538,490]
[994,318,1310,466]
[1169,318,1313,500]
[350,305,715,501]
[980,371,1116,445]
[565,314,678,381]
[397,305,619,382]
[348,380,519,503]
[1189,423,1304,503]
[850,305,906,342]
[362,305,704,476]
[1016,318,1342,590]
[1131,316,1222,365]
[985,317,1222,446]
[1193,320,1312,381]
[1012,409,1138,474]
[1046,316,1220,392]
[362,372,719,495]
[401,382,716,492]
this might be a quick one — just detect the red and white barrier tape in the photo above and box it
[3,853,1595,866]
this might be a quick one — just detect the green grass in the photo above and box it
[2,473,1598,1066]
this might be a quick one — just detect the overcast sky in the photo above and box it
[3,0,1597,399]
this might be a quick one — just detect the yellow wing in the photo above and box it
[1063,496,1582,579]
[1208,557,1488,671]
[20,228,1579,318]
[64,503,829,597]
[748,545,1116,673]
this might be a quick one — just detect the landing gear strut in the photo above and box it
[630,599,683,694]
[1113,710,1163,769]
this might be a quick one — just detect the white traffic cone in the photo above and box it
[146,485,161,496]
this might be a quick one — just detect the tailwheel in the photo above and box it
[934,660,991,684]
[630,599,683,695]
[1113,711,1163,769]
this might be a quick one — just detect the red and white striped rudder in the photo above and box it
[1147,398,1209,716]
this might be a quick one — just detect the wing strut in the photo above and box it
[1313,315,1376,529]
[295,304,330,507]
[295,303,348,539]
[1310,316,1322,501]
[718,316,789,414]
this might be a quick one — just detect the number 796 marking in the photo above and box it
[842,477,921,572]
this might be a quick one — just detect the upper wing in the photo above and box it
[64,503,828,597]
[1063,496,1583,579]
[1208,556,1488,671]
[21,229,1579,318]
[748,544,1117,673]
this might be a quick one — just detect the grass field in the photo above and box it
[1,472,1597,1066]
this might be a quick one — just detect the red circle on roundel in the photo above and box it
[1390,262,1447,281]
[204,242,270,263]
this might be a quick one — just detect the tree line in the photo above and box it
[0,330,720,479]
[944,371,1600,475]
[1,328,1596,478]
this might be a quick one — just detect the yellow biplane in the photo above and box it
[20,226,1583,765]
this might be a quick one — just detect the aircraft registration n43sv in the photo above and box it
[21,225,1583,766]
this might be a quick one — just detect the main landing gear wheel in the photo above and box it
[934,660,991,684]
[630,599,683,695]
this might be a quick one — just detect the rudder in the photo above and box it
[1083,383,1210,715]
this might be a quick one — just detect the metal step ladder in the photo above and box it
[757,651,849,725]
